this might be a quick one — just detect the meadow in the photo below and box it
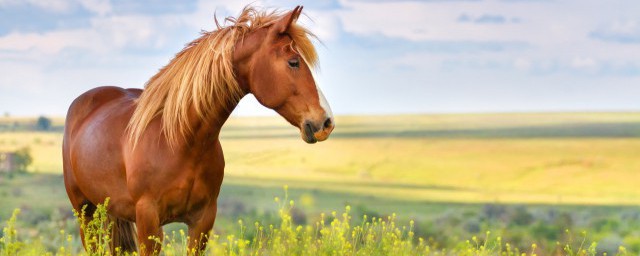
[1,113,640,254]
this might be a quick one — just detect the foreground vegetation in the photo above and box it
[1,188,628,255]
[1,173,640,255]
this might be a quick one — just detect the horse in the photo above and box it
[62,5,334,255]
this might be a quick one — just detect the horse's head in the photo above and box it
[234,6,334,144]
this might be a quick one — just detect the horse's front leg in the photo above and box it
[135,198,163,255]
[187,202,218,254]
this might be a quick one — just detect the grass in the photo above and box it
[1,188,626,255]
[221,137,640,205]
[3,172,640,255]
[0,132,63,173]
[219,113,640,205]
[0,173,68,218]
[4,113,637,204]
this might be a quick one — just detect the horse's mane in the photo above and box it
[127,5,318,149]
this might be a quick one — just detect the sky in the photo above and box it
[1,0,639,117]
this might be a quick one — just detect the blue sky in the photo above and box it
[1,0,639,116]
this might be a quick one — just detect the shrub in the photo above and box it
[13,147,33,173]
[0,209,23,255]
[36,116,52,131]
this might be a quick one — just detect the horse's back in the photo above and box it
[65,86,141,137]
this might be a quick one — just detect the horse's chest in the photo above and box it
[161,172,221,223]
[154,146,225,224]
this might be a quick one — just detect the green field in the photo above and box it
[1,113,640,254]
[4,113,640,204]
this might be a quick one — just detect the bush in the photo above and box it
[13,147,32,173]
[35,116,51,131]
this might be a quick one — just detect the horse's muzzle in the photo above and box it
[301,117,334,144]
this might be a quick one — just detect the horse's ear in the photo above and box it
[273,6,303,34]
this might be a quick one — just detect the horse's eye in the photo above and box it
[288,58,300,68]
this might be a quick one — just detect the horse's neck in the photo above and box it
[186,31,261,146]
[187,102,236,146]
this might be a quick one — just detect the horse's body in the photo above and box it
[63,6,333,255]
[63,86,226,253]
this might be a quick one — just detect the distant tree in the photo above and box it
[14,147,33,172]
[36,116,52,131]
[3,112,8,118]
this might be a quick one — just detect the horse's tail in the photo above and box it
[109,215,137,254]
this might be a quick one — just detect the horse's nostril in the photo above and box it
[303,121,316,143]
[323,118,333,129]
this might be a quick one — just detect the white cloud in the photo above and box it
[513,58,532,71]
[90,15,167,49]
[78,0,112,16]
[0,0,74,13]
[329,0,640,76]
[591,19,640,44]
[335,0,547,42]
[0,13,184,56]
[332,0,638,52]
[0,0,111,14]
[0,0,330,57]
[0,62,46,92]
[299,10,341,42]
[570,57,598,70]
[0,29,103,55]
[185,0,265,31]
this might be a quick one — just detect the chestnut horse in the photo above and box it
[62,6,334,255]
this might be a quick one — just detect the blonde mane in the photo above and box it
[127,6,318,149]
